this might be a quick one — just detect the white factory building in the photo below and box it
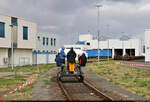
[33,33,59,64]
[145,29,150,62]
[72,34,143,58]
[0,13,37,67]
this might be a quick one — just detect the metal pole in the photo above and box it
[107,24,110,61]
[96,4,102,63]
[108,39,109,60]
[122,40,124,56]
[10,25,14,70]
[130,39,132,56]
[122,40,124,60]
[141,40,142,55]
[121,32,124,57]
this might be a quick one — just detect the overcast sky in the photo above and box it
[0,0,150,46]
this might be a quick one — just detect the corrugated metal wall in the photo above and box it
[86,49,111,57]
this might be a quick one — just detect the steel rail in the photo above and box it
[83,79,113,101]
[57,79,72,101]
[57,76,113,101]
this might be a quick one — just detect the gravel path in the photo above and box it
[31,67,65,101]
[31,69,52,100]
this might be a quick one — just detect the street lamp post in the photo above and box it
[96,4,102,63]
[107,39,109,60]
[130,39,132,56]
[121,32,125,57]
[106,24,110,61]
[10,25,14,70]
[129,34,133,56]
[122,40,124,56]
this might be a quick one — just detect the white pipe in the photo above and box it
[10,25,14,70]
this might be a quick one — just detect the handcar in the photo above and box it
[57,63,84,82]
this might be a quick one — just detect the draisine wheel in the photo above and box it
[79,75,84,82]
[57,72,62,81]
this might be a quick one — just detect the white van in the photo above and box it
[58,46,88,60]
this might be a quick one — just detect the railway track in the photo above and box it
[57,77,113,101]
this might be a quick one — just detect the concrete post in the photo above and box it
[123,48,126,56]
[122,40,126,56]
[145,29,150,62]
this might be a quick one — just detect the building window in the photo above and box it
[54,51,57,54]
[37,36,40,40]
[51,38,53,46]
[54,38,56,46]
[43,37,45,45]
[46,50,49,54]
[87,42,90,46]
[143,45,145,53]
[23,26,28,40]
[11,17,18,26]
[0,22,5,38]
[51,50,53,54]
[46,38,49,45]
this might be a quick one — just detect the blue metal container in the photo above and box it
[86,49,111,57]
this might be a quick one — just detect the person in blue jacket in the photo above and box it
[60,46,66,64]
[55,53,64,72]
[55,53,62,67]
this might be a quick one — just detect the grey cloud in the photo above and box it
[0,0,148,46]
[108,0,141,3]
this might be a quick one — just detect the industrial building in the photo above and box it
[33,33,59,64]
[70,34,143,58]
[145,29,150,62]
[0,13,37,67]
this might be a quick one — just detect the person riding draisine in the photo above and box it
[67,47,76,73]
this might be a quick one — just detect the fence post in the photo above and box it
[0,93,2,102]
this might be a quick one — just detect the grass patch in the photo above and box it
[88,58,98,62]
[0,64,56,100]
[0,64,56,73]
[88,60,150,99]
[87,58,113,62]
[0,65,36,72]
[3,80,37,100]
